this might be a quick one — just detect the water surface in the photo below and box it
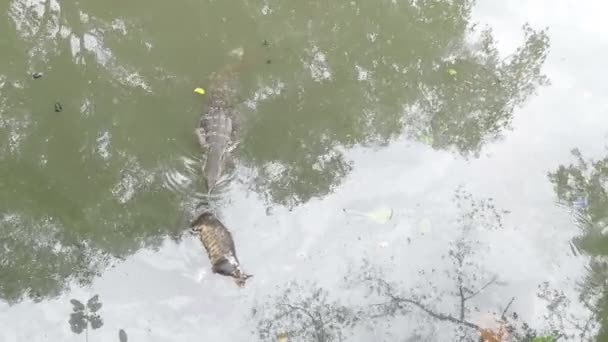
[1,0,607,341]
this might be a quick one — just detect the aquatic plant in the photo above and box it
[68,294,104,342]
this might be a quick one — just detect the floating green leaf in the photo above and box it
[533,337,555,342]
[447,68,458,76]
[343,207,393,224]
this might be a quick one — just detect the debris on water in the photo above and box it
[194,87,206,95]
[266,59,272,64]
[229,47,244,59]
[54,102,63,112]
[447,68,458,76]
[276,332,288,342]
[32,72,43,79]
[418,218,432,235]
[343,206,393,224]
[262,39,269,47]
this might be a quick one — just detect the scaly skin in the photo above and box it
[190,211,252,287]
[196,60,244,193]
[192,53,251,286]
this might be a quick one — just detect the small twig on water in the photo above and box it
[458,280,466,322]
[500,296,515,321]
[464,276,498,301]
[278,303,326,342]
[371,296,481,331]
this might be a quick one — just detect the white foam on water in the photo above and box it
[95,130,111,160]
[228,47,244,59]
[69,34,82,64]
[305,44,332,82]
[261,3,272,15]
[8,0,47,39]
[0,113,31,156]
[83,31,112,66]
[355,64,371,81]
[111,18,128,35]
[245,79,286,110]
[111,155,156,204]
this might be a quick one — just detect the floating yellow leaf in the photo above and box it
[447,68,458,76]
[418,218,432,235]
[276,332,288,342]
[194,87,206,95]
[366,207,393,224]
[343,207,394,224]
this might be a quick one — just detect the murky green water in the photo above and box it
[1,0,608,341]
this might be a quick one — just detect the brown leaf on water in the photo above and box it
[479,327,508,342]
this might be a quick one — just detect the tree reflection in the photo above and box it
[548,148,608,340]
[241,0,550,207]
[69,295,104,337]
[548,148,608,255]
[1,0,201,303]
[0,0,550,303]
[0,155,187,303]
[253,189,587,341]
